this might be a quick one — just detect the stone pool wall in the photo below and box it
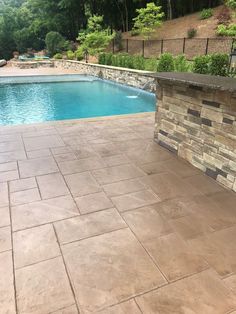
[153,73,236,192]
[54,60,156,92]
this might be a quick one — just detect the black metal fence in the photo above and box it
[109,37,235,60]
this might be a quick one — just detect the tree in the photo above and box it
[132,2,164,39]
[45,31,68,56]
[226,0,236,9]
[78,15,114,55]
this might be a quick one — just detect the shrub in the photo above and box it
[98,52,106,64]
[133,55,145,70]
[192,55,210,74]
[75,47,84,61]
[66,50,75,60]
[174,55,190,72]
[105,52,113,65]
[131,28,140,36]
[217,23,236,36]
[187,28,197,39]
[45,31,67,56]
[157,53,175,72]
[209,53,229,76]
[144,58,158,71]
[217,6,231,25]
[226,0,236,10]
[200,8,213,20]
[53,53,63,59]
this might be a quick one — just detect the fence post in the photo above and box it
[142,40,145,58]
[161,39,164,55]
[183,37,186,54]
[112,39,115,54]
[205,38,209,55]
[126,39,129,53]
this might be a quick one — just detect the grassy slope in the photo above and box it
[124,5,236,40]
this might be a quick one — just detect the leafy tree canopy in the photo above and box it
[0,0,222,59]
[133,2,164,38]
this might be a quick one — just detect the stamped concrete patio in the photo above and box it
[1,113,236,313]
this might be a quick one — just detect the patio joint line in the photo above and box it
[14,254,62,271]
[59,226,129,247]
[7,180,18,314]
[48,303,77,314]
[50,152,81,215]
[52,224,81,314]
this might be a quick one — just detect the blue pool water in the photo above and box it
[0,75,156,125]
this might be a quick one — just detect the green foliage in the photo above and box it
[131,28,140,37]
[192,55,210,74]
[87,15,103,32]
[98,52,157,71]
[209,53,229,76]
[157,53,175,72]
[193,54,229,76]
[78,15,114,56]
[174,55,190,72]
[187,28,197,38]
[53,53,63,59]
[226,0,236,9]
[45,31,67,56]
[75,47,84,61]
[81,31,113,56]
[200,8,213,20]
[217,24,236,36]
[132,2,164,39]
[66,50,75,60]
[96,52,230,77]
[0,0,225,60]
[144,58,158,71]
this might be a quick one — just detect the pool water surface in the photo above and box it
[0,75,156,125]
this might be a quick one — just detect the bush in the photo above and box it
[200,8,213,20]
[98,52,157,71]
[187,28,197,39]
[98,52,106,64]
[217,23,236,36]
[53,53,63,59]
[75,47,84,61]
[209,53,229,76]
[157,53,175,72]
[192,55,210,74]
[131,28,140,36]
[98,52,229,76]
[144,58,158,71]
[66,50,75,60]
[133,55,145,70]
[174,55,190,72]
[105,52,113,65]
[45,31,67,56]
[226,0,236,10]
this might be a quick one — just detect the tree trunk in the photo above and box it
[167,0,173,20]
[124,0,129,32]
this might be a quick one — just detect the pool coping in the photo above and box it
[0,112,155,130]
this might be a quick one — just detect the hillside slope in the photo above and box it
[124,5,236,39]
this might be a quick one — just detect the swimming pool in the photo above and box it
[0,75,156,125]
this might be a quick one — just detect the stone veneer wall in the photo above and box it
[54,60,156,92]
[154,73,236,192]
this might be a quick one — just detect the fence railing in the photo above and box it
[109,37,235,60]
